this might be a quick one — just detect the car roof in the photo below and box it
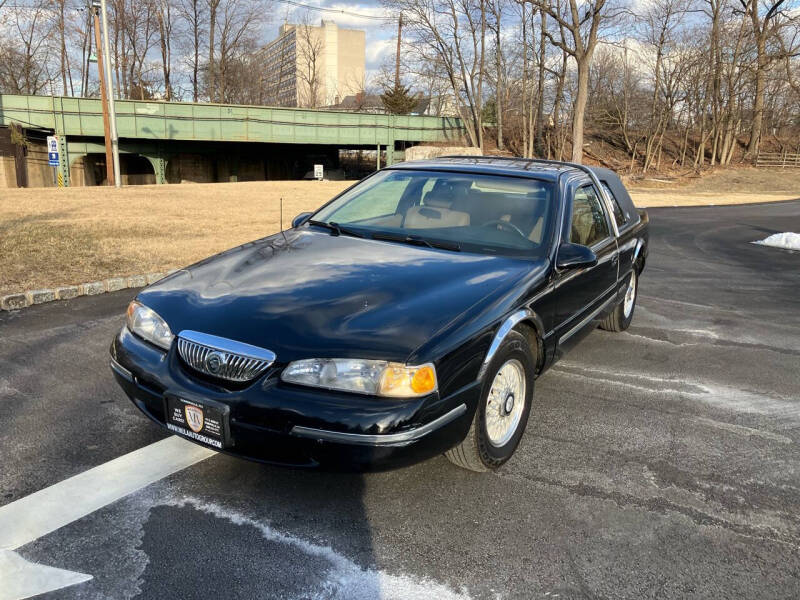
[387,156,581,182]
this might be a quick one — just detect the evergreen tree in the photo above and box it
[380,84,418,115]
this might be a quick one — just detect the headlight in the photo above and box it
[281,359,437,398]
[126,301,174,350]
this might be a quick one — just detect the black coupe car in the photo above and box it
[110,157,649,471]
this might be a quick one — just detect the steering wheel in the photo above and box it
[481,219,527,238]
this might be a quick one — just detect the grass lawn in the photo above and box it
[0,181,352,296]
[1,168,798,297]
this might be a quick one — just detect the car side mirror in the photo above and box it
[292,212,312,228]
[556,242,598,270]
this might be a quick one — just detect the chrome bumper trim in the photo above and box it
[110,357,134,382]
[290,403,468,447]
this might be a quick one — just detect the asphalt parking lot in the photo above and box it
[1,200,799,599]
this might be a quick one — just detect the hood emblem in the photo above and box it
[205,351,225,375]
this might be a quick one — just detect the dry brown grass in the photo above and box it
[0,181,352,296]
[626,167,800,207]
[2,170,797,296]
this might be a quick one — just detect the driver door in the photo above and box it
[552,179,619,358]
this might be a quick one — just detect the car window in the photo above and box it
[321,173,412,223]
[311,169,557,258]
[570,185,610,247]
[600,182,627,228]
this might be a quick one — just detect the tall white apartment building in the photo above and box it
[261,20,366,108]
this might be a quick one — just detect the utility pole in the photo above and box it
[394,13,402,89]
[92,1,114,186]
[98,0,121,186]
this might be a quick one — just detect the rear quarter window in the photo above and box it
[601,182,628,228]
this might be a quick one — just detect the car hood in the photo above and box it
[138,229,546,363]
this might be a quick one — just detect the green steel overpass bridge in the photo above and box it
[0,94,464,186]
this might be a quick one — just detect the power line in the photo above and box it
[273,0,394,22]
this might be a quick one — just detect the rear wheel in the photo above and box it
[445,329,535,472]
[600,268,638,332]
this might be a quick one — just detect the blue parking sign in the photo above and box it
[47,136,59,166]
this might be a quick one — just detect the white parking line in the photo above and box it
[0,436,214,599]
[0,550,91,600]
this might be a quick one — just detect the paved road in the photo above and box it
[1,201,799,599]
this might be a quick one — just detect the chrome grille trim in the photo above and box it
[176,330,276,382]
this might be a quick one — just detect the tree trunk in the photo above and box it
[59,0,68,95]
[193,0,200,102]
[157,8,171,100]
[208,3,217,102]
[571,57,590,163]
[494,4,503,151]
[747,35,766,156]
[534,9,546,157]
[521,2,528,156]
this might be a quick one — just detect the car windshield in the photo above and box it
[310,169,556,258]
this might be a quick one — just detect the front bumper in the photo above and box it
[110,327,478,471]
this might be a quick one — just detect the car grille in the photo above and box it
[176,330,276,383]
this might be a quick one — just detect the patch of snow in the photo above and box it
[752,232,800,251]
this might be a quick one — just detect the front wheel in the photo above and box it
[445,329,535,472]
[600,268,638,332]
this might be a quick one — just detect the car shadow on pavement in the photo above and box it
[137,455,384,599]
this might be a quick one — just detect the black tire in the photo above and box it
[600,268,639,332]
[445,328,535,472]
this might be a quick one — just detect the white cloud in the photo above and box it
[366,38,395,68]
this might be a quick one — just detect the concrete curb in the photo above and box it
[0,270,177,311]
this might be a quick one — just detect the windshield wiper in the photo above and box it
[371,231,461,252]
[308,220,366,238]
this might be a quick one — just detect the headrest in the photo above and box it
[425,194,453,208]
[424,182,454,207]
[424,180,470,208]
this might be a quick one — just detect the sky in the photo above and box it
[266,1,399,79]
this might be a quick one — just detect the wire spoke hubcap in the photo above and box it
[623,270,637,319]
[485,359,526,447]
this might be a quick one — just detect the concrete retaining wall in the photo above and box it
[404,146,482,162]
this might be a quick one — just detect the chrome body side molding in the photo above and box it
[559,293,617,345]
[290,403,467,447]
[110,357,134,382]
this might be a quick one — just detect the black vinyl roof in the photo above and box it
[586,166,640,226]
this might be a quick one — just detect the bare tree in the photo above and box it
[527,0,621,163]
[154,0,175,99]
[206,0,222,101]
[295,17,324,108]
[737,0,796,155]
[488,0,505,150]
[176,0,206,101]
[635,0,692,171]
[385,0,489,149]
[0,0,55,95]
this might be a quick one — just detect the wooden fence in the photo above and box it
[755,151,800,168]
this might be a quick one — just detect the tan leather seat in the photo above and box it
[571,203,596,245]
[405,191,470,229]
